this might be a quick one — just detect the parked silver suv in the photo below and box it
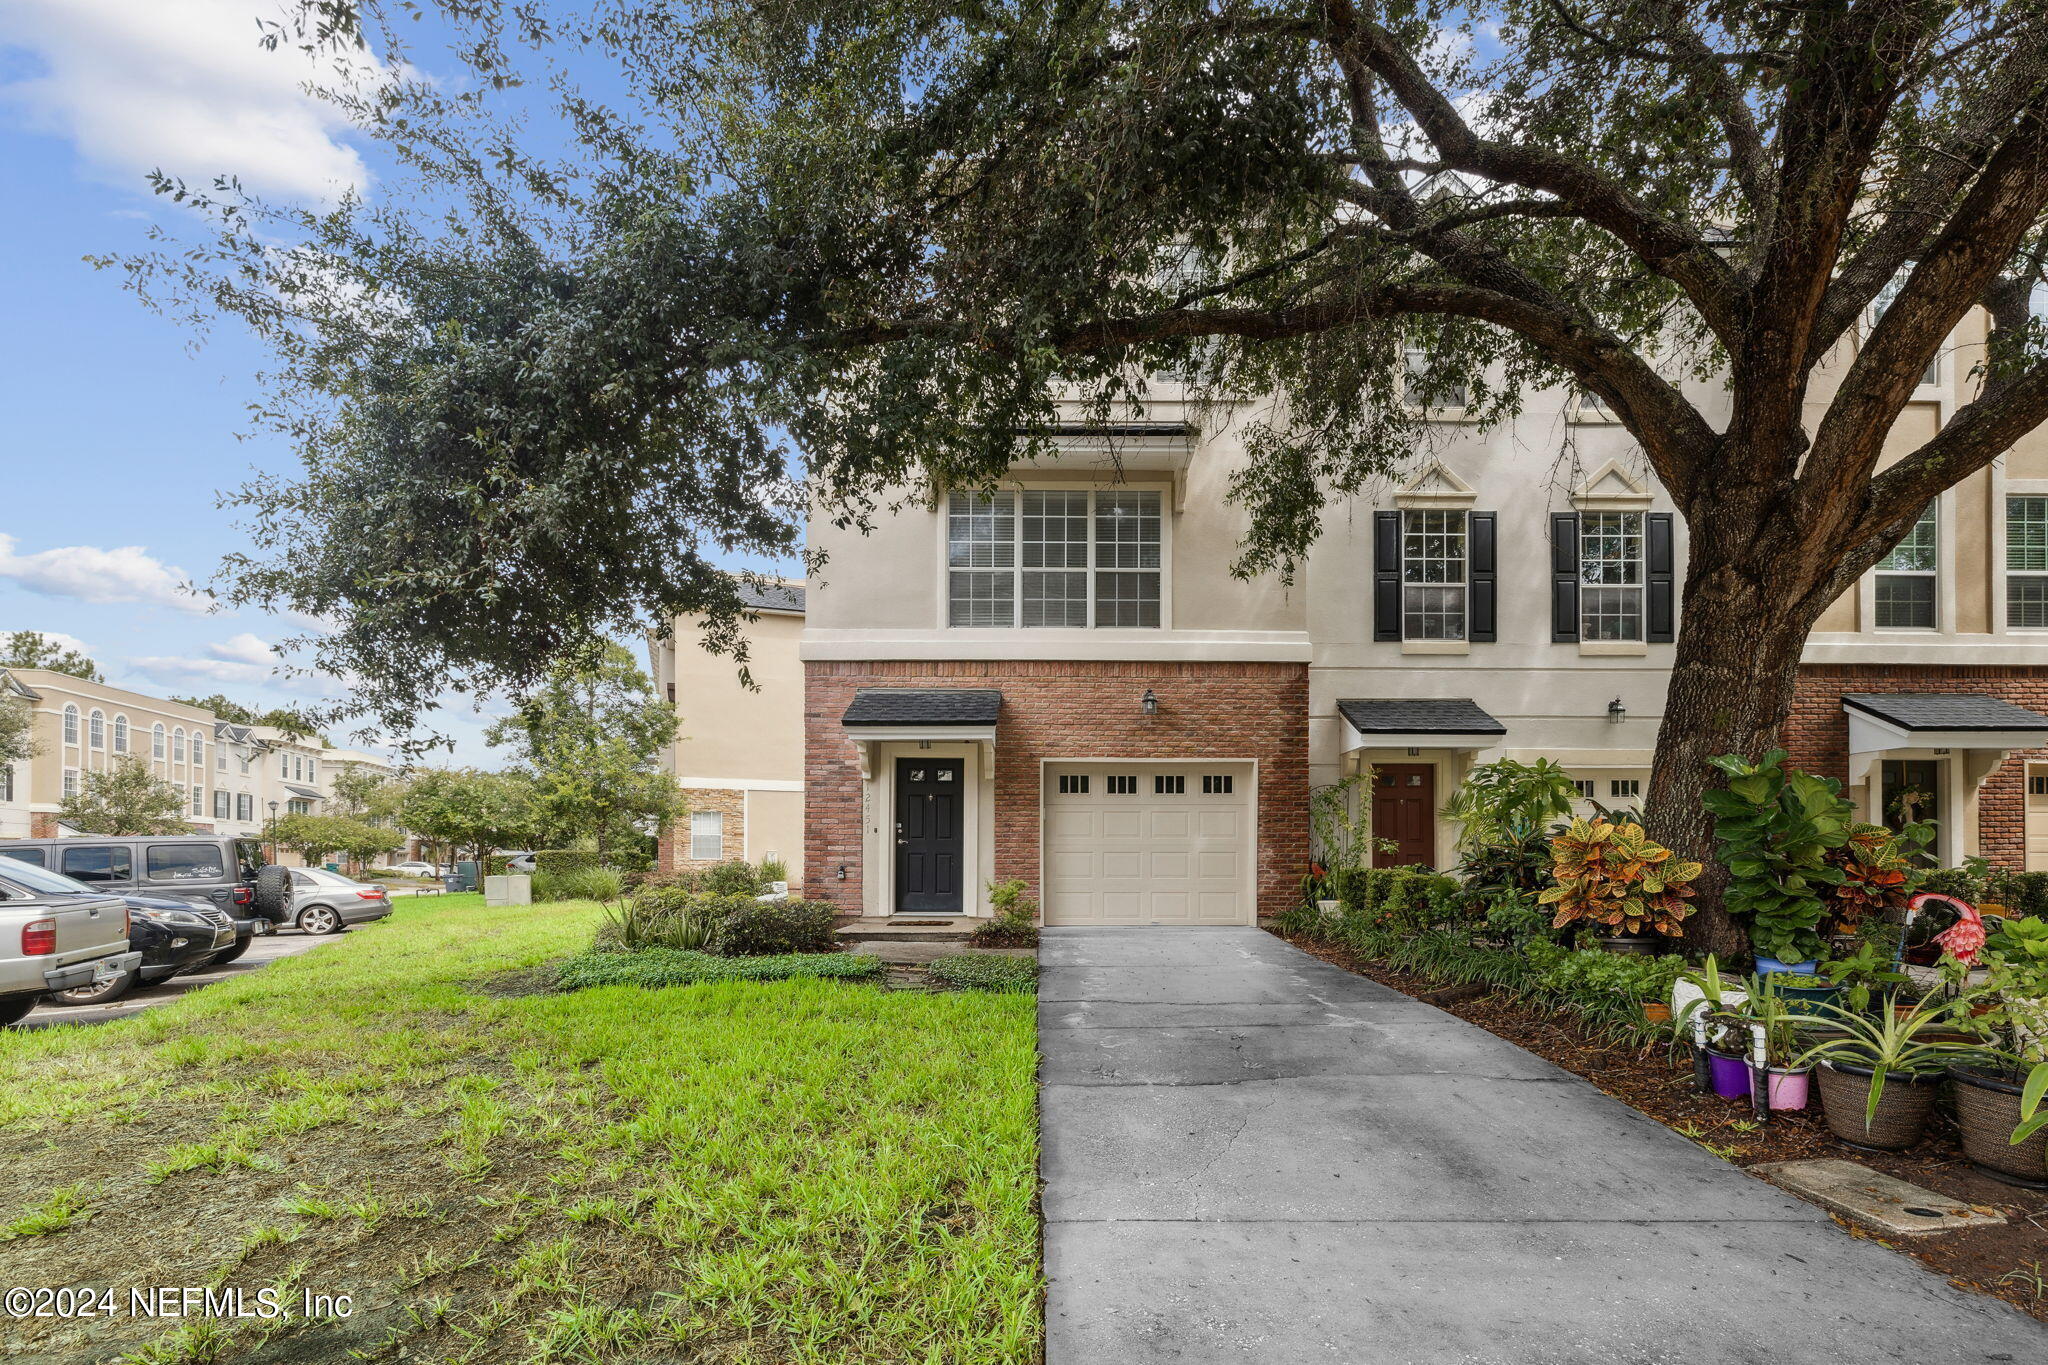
[0,856,142,1026]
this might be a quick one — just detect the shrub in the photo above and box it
[596,896,720,951]
[698,859,765,897]
[556,948,884,990]
[711,898,838,956]
[1332,867,1461,934]
[928,955,1038,993]
[533,849,606,876]
[970,880,1039,947]
[532,866,626,903]
[758,856,790,885]
[1539,817,1702,938]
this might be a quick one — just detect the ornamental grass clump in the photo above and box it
[1537,817,1702,938]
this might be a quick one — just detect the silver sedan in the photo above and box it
[287,869,394,936]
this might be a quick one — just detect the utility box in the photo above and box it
[485,874,532,907]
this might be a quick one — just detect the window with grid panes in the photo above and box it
[1402,345,1468,412]
[2008,496,2048,628]
[1875,505,1937,628]
[947,489,1161,627]
[1401,510,1467,640]
[1579,512,1644,640]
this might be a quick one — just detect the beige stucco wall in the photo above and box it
[8,671,217,813]
[661,609,805,785]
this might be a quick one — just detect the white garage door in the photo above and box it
[1042,762,1254,926]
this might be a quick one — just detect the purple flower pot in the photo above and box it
[1708,1051,1749,1099]
[1747,1063,1812,1111]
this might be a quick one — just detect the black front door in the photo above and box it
[895,758,964,913]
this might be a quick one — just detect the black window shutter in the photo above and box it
[1551,512,1580,642]
[1373,511,1402,641]
[1647,512,1675,643]
[1468,511,1496,642]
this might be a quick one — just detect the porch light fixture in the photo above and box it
[1141,689,1158,717]
[1607,698,1626,724]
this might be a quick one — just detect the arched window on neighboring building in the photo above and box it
[152,723,166,759]
[172,727,186,764]
[113,715,128,753]
[88,710,104,748]
[62,705,79,746]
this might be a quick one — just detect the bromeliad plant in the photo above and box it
[1538,817,1703,938]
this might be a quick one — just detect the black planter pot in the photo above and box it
[1948,1064,2048,1189]
[1598,933,1659,957]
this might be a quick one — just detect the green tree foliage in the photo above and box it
[1441,759,1582,853]
[485,643,684,866]
[0,631,102,683]
[265,812,405,866]
[168,694,257,725]
[58,756,190,835]
[396,768,536,864]
[111,3,2048,951]
[0,693,31,770]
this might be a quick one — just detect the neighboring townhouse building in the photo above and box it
[0,670,218,836]
[210,722,270,839]
[649,583,806,877]
[803,420,1311,924]
[0,672,36,838]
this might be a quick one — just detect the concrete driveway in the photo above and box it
[1039,927,2045,1364]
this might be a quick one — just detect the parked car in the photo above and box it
[0,835,285,963]
[380,860,439,878]
[0,857,142,1026]
[503,852,536,874]
[287,868,393,935]
[47,892,239,1007]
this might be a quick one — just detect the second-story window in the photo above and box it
[1402,511,1466,640]
[1402,346,1468,414]
[62,705,78,746]
[1580,512,1645,641]
[2009,496,2048,628]
[1875,505,1938,629]
[947,489,1162,628]
[88,710,104,749]
[113,716,127,753]
[152,723,166,759]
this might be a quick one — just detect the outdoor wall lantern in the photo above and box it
[1141,689,1159,717]
[1607,697,1627,724]
[836,865,847,881]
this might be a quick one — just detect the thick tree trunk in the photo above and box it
[1642,513,1830,962]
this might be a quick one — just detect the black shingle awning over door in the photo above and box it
[1336,698,1506,738]
[842,689,1002,728]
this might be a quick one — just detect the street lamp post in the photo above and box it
[267,800,280,863]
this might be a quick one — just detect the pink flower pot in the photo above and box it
[1748,1063,1811,1111]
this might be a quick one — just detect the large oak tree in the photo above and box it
[118,1,2048,950]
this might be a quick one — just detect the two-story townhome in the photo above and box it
[209,722,270,839]
[803,418,1312,925]
[0,669,219,837]
[649,582,807,877]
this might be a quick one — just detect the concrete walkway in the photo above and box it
[1039,927,2045,1363]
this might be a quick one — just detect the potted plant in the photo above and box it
[1674,957,1752,1100]
[1705,750,1858,972]
[1538,817,1702,954]
[1819,940,1909,1015]
[1718,974,1817,1110]
[1793,996,1991,1151]
[1947,917,2048,1187]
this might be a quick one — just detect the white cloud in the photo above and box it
[209,632,276,666]
[0,533,208,612]
[0,0,380,203]
[129,654,274,687]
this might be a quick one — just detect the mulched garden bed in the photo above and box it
[1280,929,2048,1324]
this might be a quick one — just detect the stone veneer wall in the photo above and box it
[655,787,747,874]
[1786,664,2048,869]
[803,659,1309,918]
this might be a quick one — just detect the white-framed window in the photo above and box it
[1569,388,1618,423]
[214,789,230,820]
[1866,270,1943,388]
[1402,345,1469,414]
[63,768,79,799]
[1579,512,1645,641]
[171,727,186,764]
[689,810,724,860]
[281,753,290,777]
[62,705,78,746]
[217,744,226,771]
[1401,510,1467,640]
[0,764,12,802]
[1875,504,1938,629]
[1572,779,1595,799]
[2008,495,2048,629]
[236,793,253,822]
[946,489,1163,628]
[152,723,166,759]
[88,709,104,748]
[190,734,203,770]
[1609,778,1641,799]
[306,758,317,785]
[190,785,204,816]
[112,715,128,753]
[287,798,312,816]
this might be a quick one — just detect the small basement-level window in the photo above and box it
[1057,774,1089,795]
[690,811,724,861]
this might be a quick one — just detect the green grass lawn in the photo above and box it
[0,895,1040,1364]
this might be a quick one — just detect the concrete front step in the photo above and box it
[836,917,978,944]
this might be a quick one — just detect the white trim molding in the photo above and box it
[801,628,1313,662]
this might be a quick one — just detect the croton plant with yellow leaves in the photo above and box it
[1537,817,1705,937]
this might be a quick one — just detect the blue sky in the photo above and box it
[0,2,785,764]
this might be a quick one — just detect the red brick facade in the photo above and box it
[803,659,1310,918]
[1787,663,2048,869]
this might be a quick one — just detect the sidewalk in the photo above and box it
[1038,927,2045,1363]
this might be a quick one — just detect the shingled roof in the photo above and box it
[1842,693,2048,733]
[737,581,805,614]
[842,689,1002,727]
[1336,698,1506,736]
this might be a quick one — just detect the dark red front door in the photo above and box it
[1372,765,1437,867]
